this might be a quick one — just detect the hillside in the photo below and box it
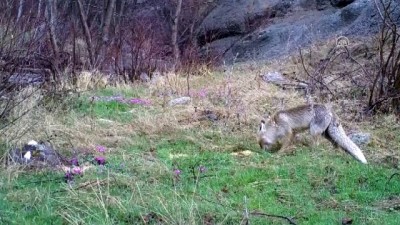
[1,58,400,224]
[1,0,400,224]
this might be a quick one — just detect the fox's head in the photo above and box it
[257,119,280,151]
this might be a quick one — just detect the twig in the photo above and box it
[386,172,400,190]
[12,177,64,189]
[374,0,400,36]
[191,191,297,225]
[298,48,334,96]
[52,176,116,194]
[250,211,297,225]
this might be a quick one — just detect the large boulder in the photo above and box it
[198,0,293,45]
[197,0,400,62]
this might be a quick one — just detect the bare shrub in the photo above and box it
[293,0,400,116]
[296,37,371,103]
[367,0,400,115]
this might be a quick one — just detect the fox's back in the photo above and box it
[274,104,330,130]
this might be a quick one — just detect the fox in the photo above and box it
[257,104,368,164]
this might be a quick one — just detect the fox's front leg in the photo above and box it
[310,135,322,148]
[279,130,295,154]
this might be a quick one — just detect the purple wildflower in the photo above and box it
[173,169,181,176]
[96,145,106,153]
[173,168,181,182]
[71,166,82,175]
[94,156,106,165]
[64,172,74,183]
[198,165,207,173]
[70,157,79,166]
[197,89,208,98]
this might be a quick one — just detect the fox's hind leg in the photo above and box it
[310,111,332,147]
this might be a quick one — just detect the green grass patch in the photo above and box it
[1,86,400,224]
[2,133,400,224]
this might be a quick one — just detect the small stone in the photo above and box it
[341,217,353,225]
[169,96,191,106]
[349,132,371,146]
[140,72,150,82]
[261,72,287,85]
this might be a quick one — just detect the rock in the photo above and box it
[316,0,332,10]
[197,0,291,45]
[201,36,241,60]
[8,73,45,85]
[8,140,61,167]
[331,0,355,8]
[205,111,219,122]
[261,71,308,90]
[341,217,353,225]
[197,0,400,62]
[261,71,287,85]
[89,95,126,103]
[227,1,368,61]
[98,118,114,123]
[139,72,150,82]
[169,96,191,106]
[348,132,371,146]
[199,109,219,122]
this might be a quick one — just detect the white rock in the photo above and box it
[27,140,38,146]
[169,96,191,106]
[24,151,31,160]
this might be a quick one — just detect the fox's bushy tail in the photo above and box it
[326,117,368,164]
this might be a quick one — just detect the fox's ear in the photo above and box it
[259,120,266,132]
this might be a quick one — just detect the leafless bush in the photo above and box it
[0,3,45,134]
[296,0,400,116]
[297,38,371,102]
[367,0,400,115]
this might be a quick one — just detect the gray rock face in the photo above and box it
[198,0,292,45]
[197,0,400,62]
[330,0,355,7]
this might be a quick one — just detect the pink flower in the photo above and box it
[64,172,74,183]
[197,89,208,98]
[71,166,82,175]
[94,156,106,165]
[96,145,106,153]
[70,157,79,166]
[198,165,207,173]
[173,169,181,176]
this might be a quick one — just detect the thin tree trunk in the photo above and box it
[16,0,25,23]
[76,0,94,68]
[94,0,116,67]
[37,0,43,18]
[171,0,182,71]
[115,0,126,32]
[46,0,60,81]
[102,0,116,44]
[46,0,59,54]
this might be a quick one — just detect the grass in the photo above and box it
[1,63,400,225]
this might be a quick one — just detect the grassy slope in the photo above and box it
[1,66,400,225]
